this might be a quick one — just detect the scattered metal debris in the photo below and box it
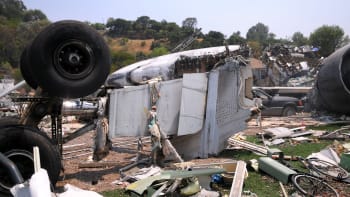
[126,168,226,195]
[263,127,294,139]
[259,44,320,87]
[227,136,268,155]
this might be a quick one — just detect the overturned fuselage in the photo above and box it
[310,44,350,114]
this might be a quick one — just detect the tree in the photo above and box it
[201,31,225,47]
[228,31,245,45]
[246,22,269,44]
[90,22,105,30]
[134,16,151,34]
[309,25,346,57]
[23,9,47,22]
[106,18,131,37]
[182,17,197,30]
[292,32,308,46]
[149,47,168,57]
[247,41,262,58]
[0,0,26,20]
[110,51,136,71]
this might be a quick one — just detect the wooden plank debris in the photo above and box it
[229,161,247,197]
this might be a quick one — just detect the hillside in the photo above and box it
[108,38,154,55]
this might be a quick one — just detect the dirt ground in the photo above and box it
[51,113,347,195]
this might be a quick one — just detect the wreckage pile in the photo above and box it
[259,44,321,87]
[227,120,350,196]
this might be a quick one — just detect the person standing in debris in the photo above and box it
[148,105,162,165]
[253,97,263,128]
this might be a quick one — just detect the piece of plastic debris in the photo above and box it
[264,127,293,139]
[57,184,103,197]
[343,143,350,152]
[211,174,224,184]
[133,166,162,180]
[291,137,311,142]
[249,159,259,172]
[10,183,30,197]
[29,169,51,197]
[180,179,200,196]
[10,169,51,197]
[271,138,285,145]
[307,148,340,165]
[191,188,220,197]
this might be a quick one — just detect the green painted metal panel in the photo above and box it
[259,157,297,184]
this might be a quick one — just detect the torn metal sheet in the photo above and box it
[291,137,311,142]
[132,166,162,180]
[271,138,285,145]
[307,148,340,165]
[264,127,293,139]
[290,131,313,138]
[126,168,225,195]
[310,129,327,137]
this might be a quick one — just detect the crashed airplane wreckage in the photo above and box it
[310,44,350,115]
[106,45,254,159]
[0,20,255,195]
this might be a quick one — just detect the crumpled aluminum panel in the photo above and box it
[177,73,208,136]
[108,79,182,138]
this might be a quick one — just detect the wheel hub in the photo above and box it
[54,40,95,80]
[0,150,33,190]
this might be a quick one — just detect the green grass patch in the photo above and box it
[101,189,130,197]
[277,141,333,158]
[307,124,342,131]
[244,171,281,197]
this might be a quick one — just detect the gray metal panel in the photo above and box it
[108,85,150,138]
[108,79,182,138]
[157,79,183,135]
[173,61,252,159]
[178,73,208,136]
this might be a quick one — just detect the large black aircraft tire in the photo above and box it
[20,45,38,90]
[28,20,110,98]
[0,125,61,195]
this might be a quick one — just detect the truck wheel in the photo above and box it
[282,106,296,116]
[0,125,61,194]
[28,20,111,98]
[20,45,38,90]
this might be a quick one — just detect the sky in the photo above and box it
[23,0,350,39]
